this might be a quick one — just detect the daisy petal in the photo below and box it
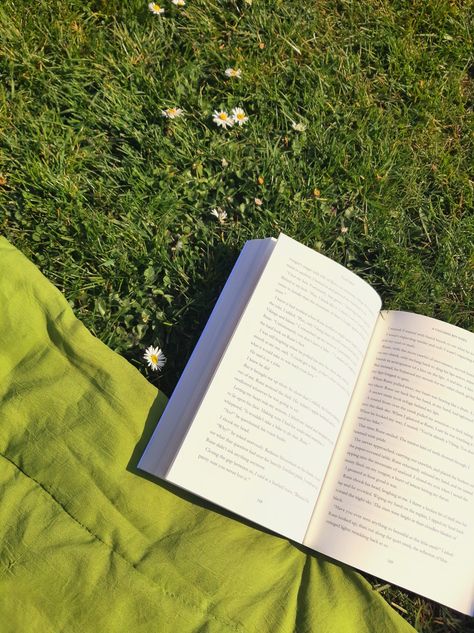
[210,207,228,223]
[212,110,234,129]
[148,3,165,14]
[143,345,167,371]
[161,107,184,119]
[224,68,242,78]
[231,107,249,126]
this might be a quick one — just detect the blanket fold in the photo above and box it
[0,237,415,632]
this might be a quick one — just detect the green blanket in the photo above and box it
[0,237,416,633]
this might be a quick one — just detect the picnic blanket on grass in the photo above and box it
[0,236,416,633]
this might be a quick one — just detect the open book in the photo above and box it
[139,234,474,615]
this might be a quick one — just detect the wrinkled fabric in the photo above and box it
[0,237,415,633]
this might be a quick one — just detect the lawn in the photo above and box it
[1,0,473,630]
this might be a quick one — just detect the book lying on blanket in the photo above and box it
[139,233,474,616]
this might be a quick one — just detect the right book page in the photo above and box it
[304,310,474,615]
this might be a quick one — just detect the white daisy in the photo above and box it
[254,198,263,206]
[148,2,165,14]
[291,121,307,132]
[210,207,228,224]
[212,110,234,129]
[225,68,242,79]
[161,107,184,119]
[231,107,249,126]
[172,0,186,5]
[143,345,167,371]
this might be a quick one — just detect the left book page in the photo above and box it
[139,237,277,476]
[141,234,382,542]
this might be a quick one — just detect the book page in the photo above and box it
[139,238,277,476]
[166,234,382,542]
[305,311,474,615]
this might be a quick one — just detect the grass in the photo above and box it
[1,0,473,630]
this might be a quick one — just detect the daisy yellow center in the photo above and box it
[167,108,176,115]
[150,354,158,364]
[219,113,228,120]
[152,3,161,10]
[236,112,245,120]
